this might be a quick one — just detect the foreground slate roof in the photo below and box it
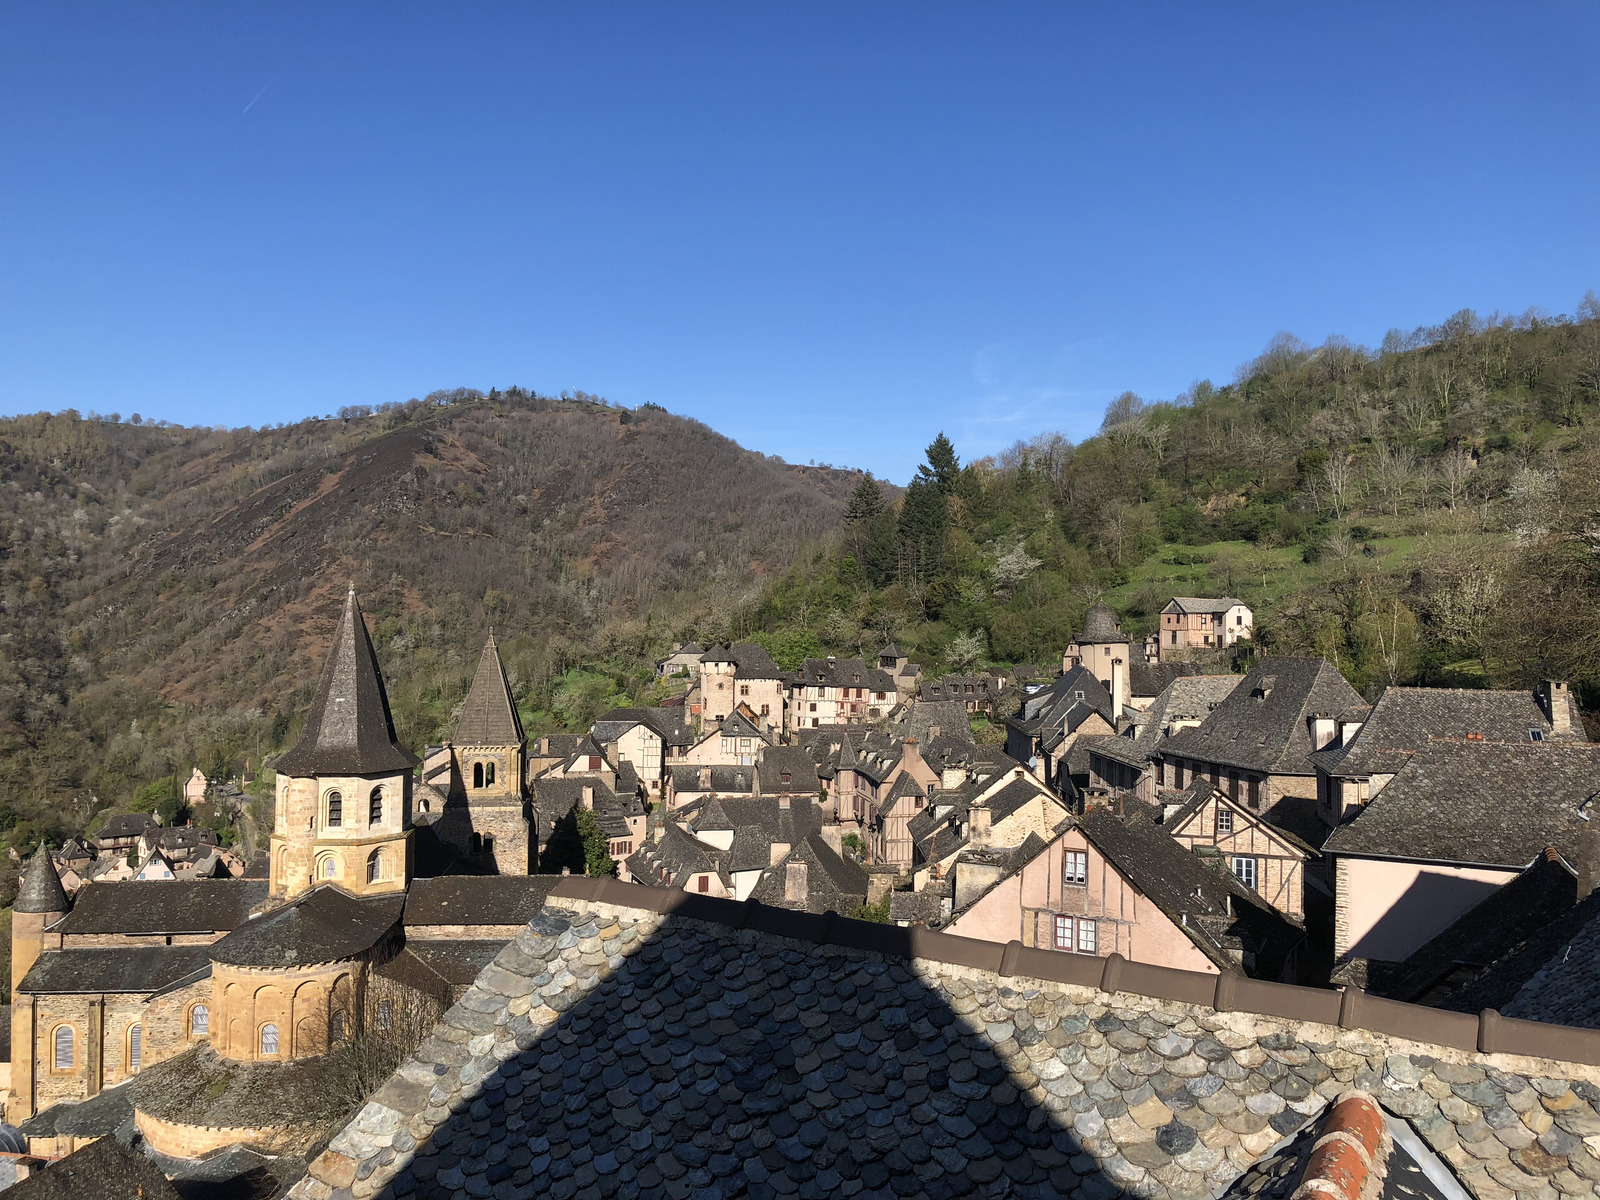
[4,1133,180,1200]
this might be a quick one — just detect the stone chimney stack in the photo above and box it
[1543,681,1573,736]
[785,861,809,904]
[1110,657,1126,725]
[901,737,923,776]
[770,841,791,866]
[820,826,843,855]
[968,801,991,849]
[581,784,594,811]
[698,767,712,790]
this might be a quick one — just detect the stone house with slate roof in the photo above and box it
[678,704,771,767]
[294,874,1600,1200]
[1152,656,1364,845]
[684,796,825,900]
[589,706,695,800]
[698,642,787,736]
[1321,740,1600,980]
[1089,673,1242,802]
[1157,597,1254,656]
[91,813,157,856]
[1060,601,1194,716]
[919,673,1014,718]
[1162,780,1312,920]
[1006,665,1118,794]
[909,768,1069,889]
[654,642,705,680]
[788,655,899,733]
[750,831,869,914]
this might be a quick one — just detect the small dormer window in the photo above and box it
[1530,729,1545,742]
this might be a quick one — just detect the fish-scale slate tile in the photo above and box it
[291,903,1600,1200]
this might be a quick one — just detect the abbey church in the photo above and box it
[5,590,555,1158]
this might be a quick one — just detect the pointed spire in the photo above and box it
[17,842,69,914]
[274,590,419,777]
[455,634,525,746]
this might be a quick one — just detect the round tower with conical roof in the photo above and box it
[10,844,70,1122]
[269,590,418,901]
[1062,602,1133,714]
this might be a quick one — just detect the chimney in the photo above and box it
[770,841,791,866]
[785,861,809,904]
[1543,681,1573,736]
[1580,804,1600,900]
[1110,656,1126,724]
[968,801,991,848]
[866,868,895,907]
[821,825,843,855]
[901,737,923,777]
[581,785,594,810]
[778,794,790,810]
[698,767,712,789]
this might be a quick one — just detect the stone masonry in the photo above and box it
[293,901,1600,1200]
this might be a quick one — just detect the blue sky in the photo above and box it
[2,5,1596,482]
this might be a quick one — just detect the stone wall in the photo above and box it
[212,961,359,1061]
[292,893,1600,1200]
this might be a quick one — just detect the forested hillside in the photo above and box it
[4,298,1598,855]
[746,299,1600,717]
[0,389,857,851]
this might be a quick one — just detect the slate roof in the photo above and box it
[755,747,820,795]
[1010,666,1115,745]
[1079,807,1302,977]
[2,1133,180,1200]
[1079,602,1124,643]
[16,843,69,913]
[94,812,158,841]
[794,656,897,692]
[532,778,640,843]
[1166,597,1246,615]
[750,833,870,913]
[60,878,269,936]
[1377,849,1583,1007]
[703,641,786,680]
[898,700,976,746]
[624,823,728,890]
[455,635,525,746]
[207,885,404,968]
[888,883,949,924]
[1128,660,1199,700]
[403,875,562,927]
[593,707,695,748]
[1156,657,1364,775]
[379,940,509,990]
[1496,892,1600,1030]
[17,945,211,996]
[273,590,419,777]
[1313,685,1584,778]
[132,1042,350,1131]
[1321,742,1600,867]
[21,1079,135,1140]
[668,764,755,796]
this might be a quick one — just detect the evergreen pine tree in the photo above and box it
[917,433,960,494]
[843,476,884,522]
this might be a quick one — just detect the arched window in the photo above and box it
[471,832,482,853]
[366,849,383,884]
[376,1000,394,1030]
[330,1011,346,1044]
[191,1005,209,1036]
[369,787,383,824]
[53,1026,73,1070]
[260,1024,279,1056]
[473,762,484,788]
[128,1024,142,1073]
[321,857,337,879]
[484,761,496,786]
[326,791,343,828]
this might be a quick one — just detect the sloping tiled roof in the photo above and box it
[750,834,869,913]
[16,843,69,913]
[17,945,211,996]
[60,878,269,936]
[2,1133,181,1200]
[1079,602,1124,642]
[1156,656,1363,775]
[455,635,525,746]
[272,590,419,777]
[402,876,562,927]
[1314,685,1582,778]
[624,823,728,889]
[794,656,897,692]
[1128,660,1198,700]
[1166,597,1246,615]
[379,940,509,990]
[755,747,820,795]
[898,700,975,745]
[207,885,404,968]
[1321,742,1600,866]
[1499,898,1600,1030]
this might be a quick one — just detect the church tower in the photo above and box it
[10,845,70,1121]
[269,589,418,901]
[438,634,531,874]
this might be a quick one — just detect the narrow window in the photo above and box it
[369,787,383,824]
[1230,856,1258,890]
[326,791,342,827]
[1063,851,1088,886]
[471,832,482,853]
[191,1005,209,1036]
[54,1026,74,1070]
[1216,809,1234,835]
[698,875,710,893]
[588,756,601,771]
[376,1000,394,1030]
[260,1024,279,1056]
[1077,921,1097,955]
[473,762,484,788]
[330,1012,346,1044]
[128,1024,142,1073]
[1053,915,1074,951]
[367,849,383,884]
[1247,777,1261,809]
[483,834,495,855]
[485,761,496,786]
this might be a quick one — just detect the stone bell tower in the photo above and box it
[435,634,532,874]
[269,589,418,901]
[10,844,70,1122]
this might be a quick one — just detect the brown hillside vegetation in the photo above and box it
[0,390,856,845]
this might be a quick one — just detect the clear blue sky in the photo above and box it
[2,5,1596,481]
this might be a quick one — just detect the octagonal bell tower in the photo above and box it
[270,589,418,901]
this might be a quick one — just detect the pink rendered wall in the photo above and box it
[1338,857,1516,962]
